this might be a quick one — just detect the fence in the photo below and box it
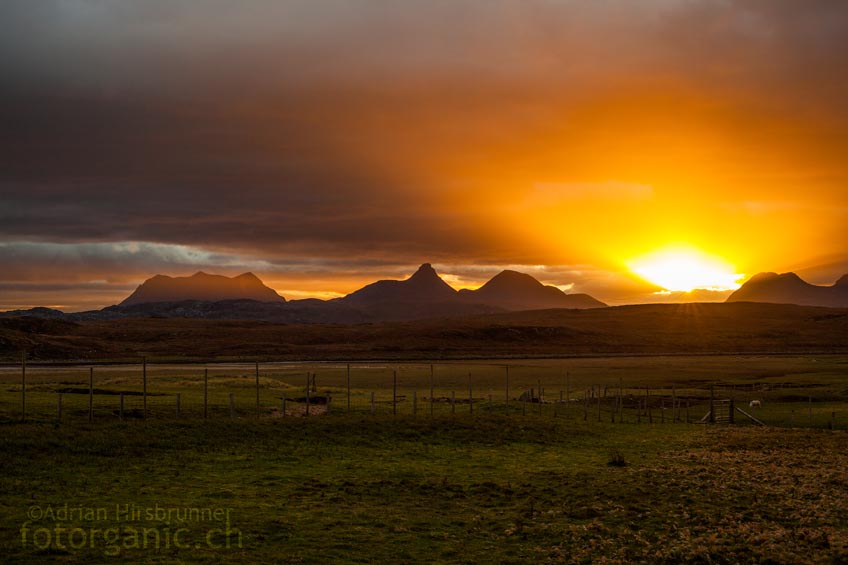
[1,358,844,429]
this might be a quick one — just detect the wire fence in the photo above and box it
[1,359,845,429]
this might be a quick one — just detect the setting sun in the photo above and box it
[628,247,744,293]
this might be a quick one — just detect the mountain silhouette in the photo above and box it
[341,263,458,305]
[459,270,606,310]
[726,272,848,307]
[121,272,285,306]
[5,264,607,323]
[340,263,606,315]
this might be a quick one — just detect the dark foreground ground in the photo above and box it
[2,415,846,563]
[2,301,847,363]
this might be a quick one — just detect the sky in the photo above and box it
[1,0,847,311]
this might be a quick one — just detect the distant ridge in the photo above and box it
[3,264,607,323]
[339,263,606,314]
[727,272,848,308]
[459,269,606,310]
[121,272,285,306]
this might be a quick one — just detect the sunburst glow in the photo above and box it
[628,247,744,293]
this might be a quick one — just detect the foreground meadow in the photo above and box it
[1,415,846,563]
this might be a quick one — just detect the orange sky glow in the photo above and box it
[1,1,846,311]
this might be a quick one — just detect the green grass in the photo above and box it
[1,416,846,563]
[2,355,846,562]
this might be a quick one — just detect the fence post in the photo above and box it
[610,397,615,423]
[672,387,677,422]
[469,372,473,414]
[21,350,26,421]
[505,365,510,414]
[709,386,715,424]
[831,411,836,430]
[57,392,63,421]
[176,393,181,418]
[583,391,587,421]
[809,396,813,427]
[370,391,375,415]
[204,368,208,419]
[430,364,434,417]
[620,378,624,423]
[347,363,351,414]
[451,391,455,415]
[119,393,124,421]
[255,362,260,417]
[305,373,311,417]
[538,380,543,416]
[661,398,665,424]
[89,367,94,423]
[142,357,148,420]
[229,393,235,419]
[729,398,735,424]
[597,389,601,422]
[327,392,331,414]
[522,397,526,416]
[686,399,690,424]
[281,393,286,417]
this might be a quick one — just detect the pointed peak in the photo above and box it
[409,263,439,279]
[192,271,211,278]
[236,272,260,280]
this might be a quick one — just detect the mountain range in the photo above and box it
[1,264,606,323]
[726,272,848,308]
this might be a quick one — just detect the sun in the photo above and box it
[627,247,744,293]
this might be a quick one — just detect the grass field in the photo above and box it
[1,355,847,562]
[2,416,847,563]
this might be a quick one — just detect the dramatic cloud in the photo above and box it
[1,1,847,309]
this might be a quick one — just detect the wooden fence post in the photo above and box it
[469,372,473,414]
[451,391,456,415]
[142,357,148,419]
[305,373,311,417]
[729,398,735,424]
[831,411,836,430]
[370,391,375,415]
[89,366,94,423]
[281,393,286,417]
[204,368,208,419]
[583,391,588,421]
[229,393,235,419]
[255,362,260,417]
[709,386,715,424]
[809,396,813,427]
[597,389,601,422]
[430,364,434,417]
[522,398,526,416]
[505,365,510,413]
[21,351,26,421]
[672,387,677,422]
